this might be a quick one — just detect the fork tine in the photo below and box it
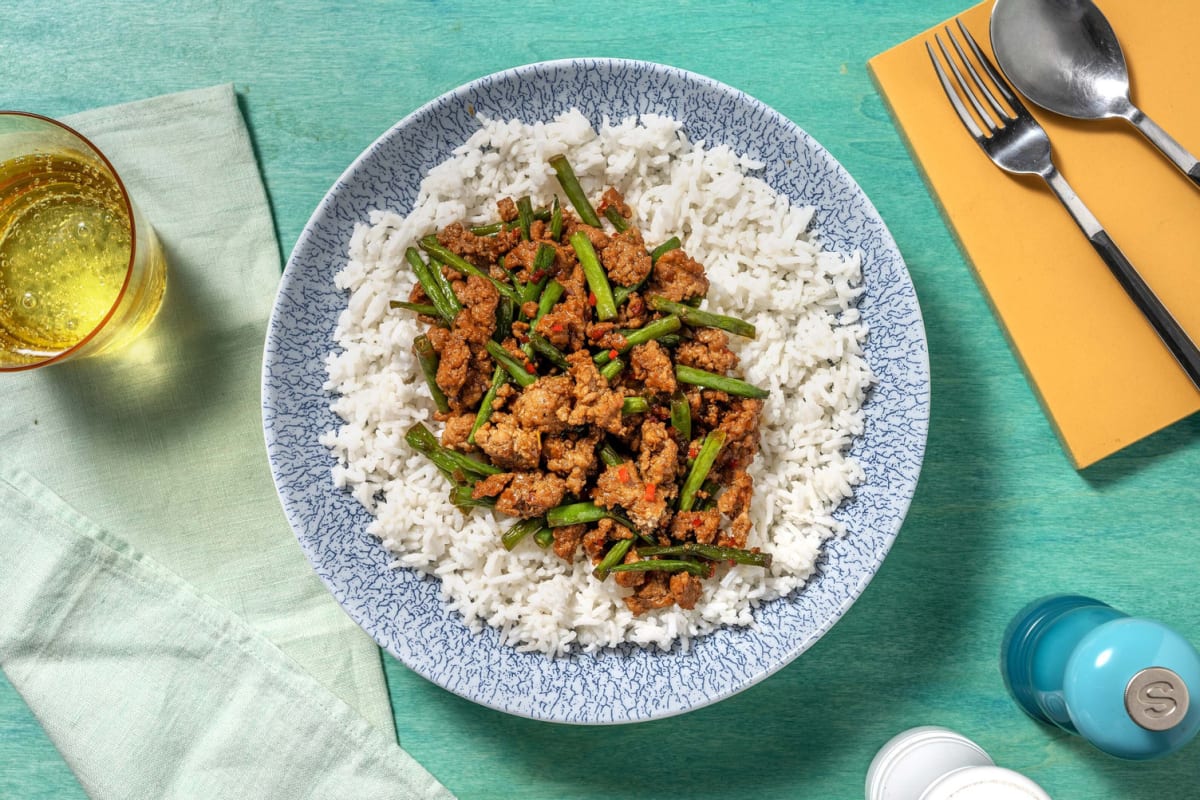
[926,41,985,139]
[934,33,997,134]
[945,25,1010,122]
[955,18,1027,113]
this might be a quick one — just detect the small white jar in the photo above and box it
[866,726,1051,800]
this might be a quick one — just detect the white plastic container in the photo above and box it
[866,726,1051,800]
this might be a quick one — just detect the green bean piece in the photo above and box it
[649,296,756,339]
[516,196,534,241]
[599,357,624,382]
[405,246,460,316]
[622,396,649,415]
[412,334,450,413]
[527,333,570,370]
[421,240,522,303]
[404,248,457,324]
[494,295,514,343]
[593,538,634,580]
[534,527,556,549]
[568,231,617,321]
[485,340,537,388]
[657,333,682,348]
[597,441,625,467]
[545,501,634,530]
[389,300,440,317]
[519,244,557,305]
[613,285,633,307]
[426,257,462,317]
[467,366,507,446]
[549,197,564,241]
[678,430,726,511]
[450,484,495,510]
[548,154,602,227]
[536,279,565,320]
[469,221,505,237]
[593,315,682,365]
[608,559,709,577]
[469,207,551,237]
[675,364,769,399]
[637,543,772,569]
[603,205,630,233]
[670,390,691,441]
[649,236,681,263]
[522,277,567,362]
[406,423,501,478]
[502,517,546,551]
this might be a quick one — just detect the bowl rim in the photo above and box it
[264,56,930,724]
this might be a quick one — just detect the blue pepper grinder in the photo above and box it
[1002,594,1200,760]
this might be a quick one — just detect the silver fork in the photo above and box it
[928,20,1200,391]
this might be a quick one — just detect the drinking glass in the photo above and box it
[0,111,166,370]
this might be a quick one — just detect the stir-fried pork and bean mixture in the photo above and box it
[397,156,772,615]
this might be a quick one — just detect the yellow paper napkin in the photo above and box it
[869,0,1200,467]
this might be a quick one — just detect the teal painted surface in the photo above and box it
[3,1,1199,797]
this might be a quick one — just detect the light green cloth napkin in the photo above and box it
[0,85,443,792]
[0,467,454,799]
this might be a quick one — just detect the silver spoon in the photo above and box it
[991,0,1200,186]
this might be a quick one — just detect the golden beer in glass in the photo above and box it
[0,112,165,370]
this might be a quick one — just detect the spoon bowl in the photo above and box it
[991,0,1132,120]
[991,0,1200,184]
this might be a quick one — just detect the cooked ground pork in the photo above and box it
[565,351,624,433]
[474,414,540,471]
[624,571,676,615]
[512,375,573,434]
[495,472,566,518]
[438,221,520,266]
[601,228,652,287]
[645,248,709,301]
[541,431,600,495]
[675,327,738,374]
[441,412,478,452]
[629,340,676,396]
[593,461,670,536]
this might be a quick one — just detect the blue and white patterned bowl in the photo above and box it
[263,58,929,724]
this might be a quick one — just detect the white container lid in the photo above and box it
[920,766,1052,800]
[866,726,994,800]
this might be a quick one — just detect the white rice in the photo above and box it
[320,110,872,656]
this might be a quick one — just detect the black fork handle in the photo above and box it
[1043,168,1200,391]
[1087,230,1200,389]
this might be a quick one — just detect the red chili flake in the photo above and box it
[644,483,656,502]
[617,465,630,484]
[588,292,597,306]
[691,517,702,528]
[587,328,604,340]
[688,445,699,459]
[551,323,564,333]
[524,362,536,374]
[530,270,545,282]
[608,349,619,360]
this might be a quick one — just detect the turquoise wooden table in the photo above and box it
[4,1,1199,797]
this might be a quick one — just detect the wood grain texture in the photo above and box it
[3,1,1199,798]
